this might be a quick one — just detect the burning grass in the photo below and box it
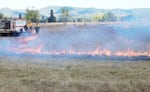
[0,23,150,92]
[0,57,150,92]
[1,23,150,58]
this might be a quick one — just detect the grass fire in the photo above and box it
[1,22,150,59]
[0,22,150,91]
[0,1,150,91]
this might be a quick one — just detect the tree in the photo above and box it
[48,9,56,22]
[77,18,84,22]
[120,14,134,21]
[0,13,4,19]
[93,14,103,22]
[25,9,40,22]
[19,13,22,19]
[102,12,116,22]
[58,7,72,22]
[40,16,47,23]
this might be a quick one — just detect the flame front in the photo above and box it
[0,38,149,57]
[43,48,150,57]
[1,24,150,58]
[9,44,150,57]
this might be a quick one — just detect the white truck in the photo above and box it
[0,19,39,36]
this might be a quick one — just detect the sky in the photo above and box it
[0,0,150,9]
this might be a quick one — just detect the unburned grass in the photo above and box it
[0,57,150,92]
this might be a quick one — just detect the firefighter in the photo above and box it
[35,22,39,34]
[24,24,28,31]
[25,20,33,32]
[12,22,15,30]
[27,21,32,30]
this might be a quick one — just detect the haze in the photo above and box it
[0,0,150,9]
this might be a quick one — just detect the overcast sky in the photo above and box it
[0,0,150,9]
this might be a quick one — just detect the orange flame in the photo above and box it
[6,44,150,57]
[40,47,150,57]
[9,44,42,54]
[19,34,37,44]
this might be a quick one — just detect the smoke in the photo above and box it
[0,22,150,60]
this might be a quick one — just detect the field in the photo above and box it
[0,22,150,92]
[0,57,150,92]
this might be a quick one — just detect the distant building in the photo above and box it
[48,9,56,22]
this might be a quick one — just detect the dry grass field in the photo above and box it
[0,23,150,92]
[0,57,150,92]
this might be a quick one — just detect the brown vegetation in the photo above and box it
[0,57,150,92]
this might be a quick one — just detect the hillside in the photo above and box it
[0,6,150,20]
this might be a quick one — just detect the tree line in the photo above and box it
[0,7,132,23]
[0,13,5,19]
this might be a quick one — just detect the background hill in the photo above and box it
[0,6,150,21]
